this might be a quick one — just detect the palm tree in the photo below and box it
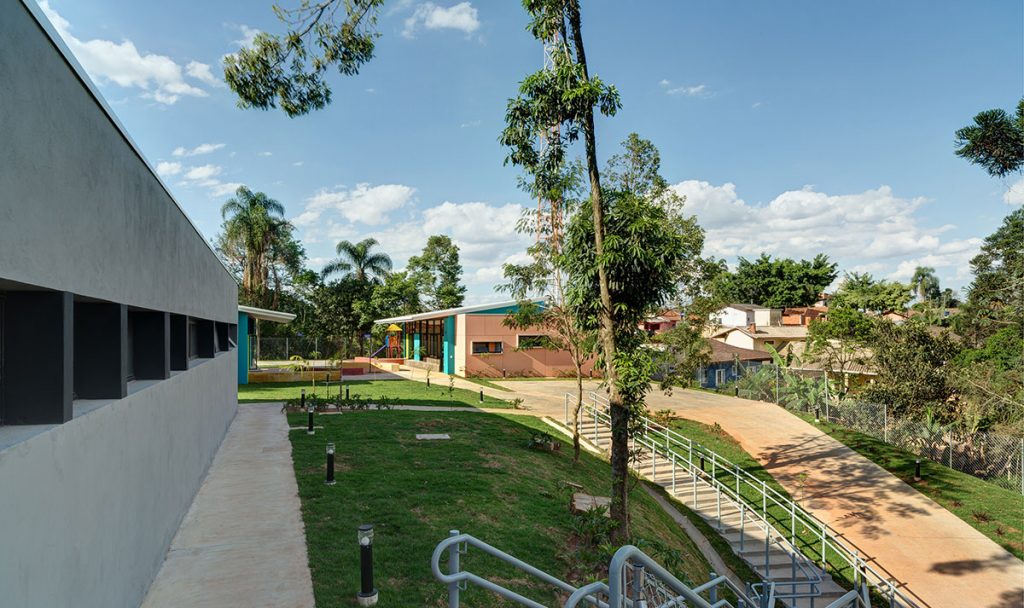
[322,238,392,283]
[220,186,289,304]
[910,266,940,304]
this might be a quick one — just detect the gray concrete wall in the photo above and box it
[0,353,238,608]
[0,1,236,323]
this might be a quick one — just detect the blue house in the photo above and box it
[698,340,772,389]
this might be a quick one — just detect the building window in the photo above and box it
[188,318,199,359]
[517,335,548,349]
[126,313,135,381]
[715,368,725,386]
[472,341,503,355]
[699,366,708,384]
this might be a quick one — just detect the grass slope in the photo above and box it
[240,379,511,408]
[287,411,725,607]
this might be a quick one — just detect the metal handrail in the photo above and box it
[602,545,764,608]
[632,427,824,600]
[431,530,607,608]
[574,391,919,607]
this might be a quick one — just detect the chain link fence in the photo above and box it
[252,336,367,363]
[718,363,1024,494]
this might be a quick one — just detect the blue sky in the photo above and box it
[38,0,1024,304]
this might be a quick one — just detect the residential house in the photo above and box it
[710,304,782,328]
[642,309,681,334]
[698,340,772,389]
[710,324,809,357]
[781,306,828,326]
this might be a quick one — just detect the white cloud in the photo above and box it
[183,164,222,181]
[258,151,273,157]
[293,161,304,167]
[403,2,480,38]
[39,1,210,105]
[185,61,220,86]
[232,24,261,48]
[209,182,244,197]
[1004,178,1024,205]
[660,79,710,97]
[173,162,240,198]
[294,183,417,227]
[172,143,226,157]
[671,180,981,289]
[460,119,481,128]
[155,161,182,177]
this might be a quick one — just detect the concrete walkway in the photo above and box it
[140,403,315,608]
[477,379,1023,608]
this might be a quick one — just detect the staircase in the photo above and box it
[557,393,916,608]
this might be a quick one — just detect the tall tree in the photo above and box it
[910,266,941,305]
[561,139,696,539]
[322,238,392,283]
[831,272,913,314]
[407,235,466,310]
[501,0,633,539]
[217,185,291,307]
[954,98,1024,178]
[714,253,838,308]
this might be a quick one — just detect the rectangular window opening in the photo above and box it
[471,341,503,355]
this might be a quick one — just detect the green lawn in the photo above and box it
[287,411,747,607]
[239,379,512,408]
[786,410,1024,559]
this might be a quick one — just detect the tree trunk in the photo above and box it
[573,360,583,463]
[567,3,628,542]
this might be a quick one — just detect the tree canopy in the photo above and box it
[713,253,838,308]
[322,237,392,283]
[831,272,912,313]
[407,235,466,310]
[954,98,1024,178]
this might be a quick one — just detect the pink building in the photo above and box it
[376,299,597,378]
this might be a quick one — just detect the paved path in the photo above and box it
[477,379,1024,608]
[141,403,315,608]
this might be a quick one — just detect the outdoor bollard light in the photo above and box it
[734,387,739,397]
[700,454,705,472]
[307,403,315,435]
[502,368,507,378]
[357,524,378,606]
[479,389,484,403]
[325,443,336,486]
[345,386,350,400]
[301,388,306,412]
[815,407,821,423]
[914,459,922,481]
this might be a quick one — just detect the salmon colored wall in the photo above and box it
[459,314,597,378]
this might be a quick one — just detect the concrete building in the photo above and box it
[0,3,238,606]
[710,304,782,328]
[376,300,597,378]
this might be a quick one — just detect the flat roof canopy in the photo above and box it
[238,304,296,324]
[375,298,543,325]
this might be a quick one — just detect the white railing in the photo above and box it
[564,391,921,608]
[432,531,768,608]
